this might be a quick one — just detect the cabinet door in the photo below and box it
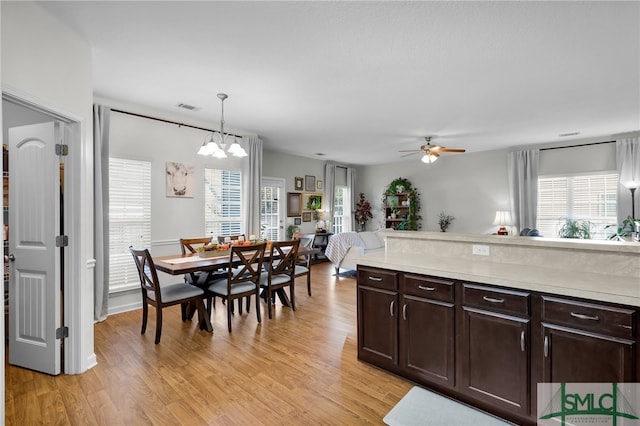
[400,295,455,388]
[357,285,398,370]
[542,324,635,383]
[461,307,530,416]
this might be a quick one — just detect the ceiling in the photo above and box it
[38,1,640,165]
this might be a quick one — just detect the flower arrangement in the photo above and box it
[354,193,373,228]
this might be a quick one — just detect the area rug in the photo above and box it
[333,269,357,278]
[383,386,513,426]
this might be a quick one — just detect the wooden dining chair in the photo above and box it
[206,242,266,332]
[129,246,211,344]
[179,237,220,315]
[294,233,315,296]
[217,234,246,244]
[260,239,300,319]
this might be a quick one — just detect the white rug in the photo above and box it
[383,386,514,426]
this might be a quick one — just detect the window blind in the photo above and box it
[204,168,242,237]
[537,172,617,239]
[109,158,151,292]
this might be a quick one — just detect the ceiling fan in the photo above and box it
[399,137,466,164]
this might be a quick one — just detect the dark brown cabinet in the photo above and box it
[357,267,399,370]
[400,274,455,388]
[540,296,636,383]
[460,284,531,416]
[357,266,639,425]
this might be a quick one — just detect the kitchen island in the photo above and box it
[355,231,639,425]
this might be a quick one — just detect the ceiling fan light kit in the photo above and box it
[399,136,466,164]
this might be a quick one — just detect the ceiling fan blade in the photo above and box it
[400,152,420,158]
[398,149,420,153]
[438,148,466,153]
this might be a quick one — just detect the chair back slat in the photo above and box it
[269,240,299,277]
[130,246,162,302]
[227,243,266,290]
[179,237,213,254]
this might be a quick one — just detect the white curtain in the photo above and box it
[616,137,640,223]
[93,104,110,322]
[241,136,263,237]
[508,149,539,233]
[347,167,357,232]
[324,162,336,232]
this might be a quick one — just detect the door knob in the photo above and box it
[8,254,15,262]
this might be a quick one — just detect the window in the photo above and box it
[109,158,151,292]
[204,168,242,237]
[537,172,618,239]
[333,185,351,233]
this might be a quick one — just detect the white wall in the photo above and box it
[357,136,626,235]
[262,149,330,235]
[1,0,95,376]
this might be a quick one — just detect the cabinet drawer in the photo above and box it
[541,296,636,339]
[462,283,530,317]
[357,267,398,291]
[403,274,454,302]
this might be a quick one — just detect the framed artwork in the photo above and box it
[287,192,302,217]
[294,176,304,191]
[294,217,302,225]
[304,175,316,192]
[317,180,323,190]
[166,162,196,198]
[305,193,322,210]
[302,212,312,222]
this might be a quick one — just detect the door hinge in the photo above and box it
[55,144,68,156]
[56,326,69,339]
[55,235,68,247]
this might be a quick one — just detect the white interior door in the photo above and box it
[8,121,62,375]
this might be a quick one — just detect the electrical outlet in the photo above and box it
[472,245,490,256]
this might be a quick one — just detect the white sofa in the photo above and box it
[325,230,386,274]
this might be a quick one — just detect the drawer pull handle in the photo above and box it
[368,276,383,282]
[390,301,395,317]
[520,331,526,352]
[418,285,436,291]
[402,303,408,321]
[483,296,505,304]
[570,312,599,321]
[618,324,633,330]
[544,336,549,358]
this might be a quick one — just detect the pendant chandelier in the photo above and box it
[197,93,247,158]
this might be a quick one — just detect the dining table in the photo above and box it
[153,245,319,310]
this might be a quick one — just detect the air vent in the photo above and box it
[176,103,199,111]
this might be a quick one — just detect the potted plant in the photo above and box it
[286,224,299,239]
[354,193,373,231]
[558,218,592,239]
[606,215,638,241]
[438,211,455,232]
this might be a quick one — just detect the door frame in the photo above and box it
[2,88,94,378]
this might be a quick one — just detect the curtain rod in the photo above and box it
[110,108,243,138]
[540,140,614,151]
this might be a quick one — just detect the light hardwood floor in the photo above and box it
[5,262,412,425]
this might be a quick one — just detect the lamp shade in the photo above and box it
[621,180,640,190]
[493,210,512,226]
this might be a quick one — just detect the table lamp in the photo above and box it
[493,210,512,236]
